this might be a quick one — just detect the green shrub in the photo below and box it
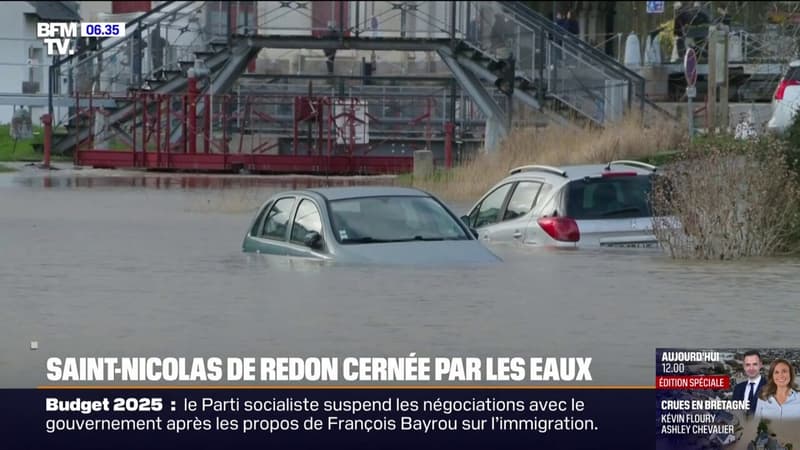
[781,110,800,181]
[651,135,800,259]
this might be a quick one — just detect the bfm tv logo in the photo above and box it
[36,22,125,56]
[37,22,78,56]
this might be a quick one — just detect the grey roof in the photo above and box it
[27,1,81,21]
[308,186,430,201]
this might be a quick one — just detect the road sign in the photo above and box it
[684,48,697,87]
[646,1,665,14]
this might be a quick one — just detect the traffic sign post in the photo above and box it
[684,48,697,139]
[646,1,665,14]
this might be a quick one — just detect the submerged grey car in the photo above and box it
[462,161,668,249]
[242,186,501,265]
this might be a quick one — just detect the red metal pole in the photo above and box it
[41,114,52,169]
[204,94,211,154]
[318,99,323,157]
[327,97,333,156]
[223,95,229,154]
[74,92,79,166]
[181,94,187,153]
[187,71,198,154]
[444,121,454,169]
[142,93,149,158]
[132,93,138,166]
[88,90,94,151]
[165,94,171,161]
[348,98,356,157]
[222,95,228,170]
[293,96,299,156]
[156,94,162,165]
[237,98,244,154]
[245,97,253,157]
[426,97,432,149]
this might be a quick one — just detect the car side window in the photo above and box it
[290,199,323,245]
[250,201,272,236]
[503,181,543,220]
[536,183,553,205]
[261,197,295,240]
[472,183,513,228]
[538,185,564,217]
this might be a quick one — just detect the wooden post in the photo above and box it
[719,26,730,132]
[444,122,454,169]
[706,25,717,133]
[41,114,52,169]
[413,150,434,179]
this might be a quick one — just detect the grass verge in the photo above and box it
[412,116,687,202]
[0,124,43,161]
[0,124,72,162]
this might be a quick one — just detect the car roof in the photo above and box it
[306,186,431,201]
[505,162,656,182]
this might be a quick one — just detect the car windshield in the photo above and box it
[328,196,470,244]
[565,175,655,220]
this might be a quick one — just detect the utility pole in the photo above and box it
[705,25,731,133]
[706,25,717,133]
[718,25,730,132]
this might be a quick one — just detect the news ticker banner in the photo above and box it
[1,351,797,449]
[2,388,653,449]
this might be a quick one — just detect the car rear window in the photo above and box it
[565,175,654,220]
[785,66,800,81]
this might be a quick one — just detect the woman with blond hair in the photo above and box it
[754,358,800,421]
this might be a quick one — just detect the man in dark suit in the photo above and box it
[732,350,765,416]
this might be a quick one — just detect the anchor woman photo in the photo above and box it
[754,358,800,421]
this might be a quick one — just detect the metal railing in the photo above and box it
[736,29,798,63]
[251,1,461,39]
[38,0,653,137]
[496,1,645,119]
[52,1,210,98]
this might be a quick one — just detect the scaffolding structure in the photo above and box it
[66,79,466,174]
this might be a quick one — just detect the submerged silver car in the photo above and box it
[243,186,501,265]
[461,161,665,249]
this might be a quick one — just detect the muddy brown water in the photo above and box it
[1,167,799,387]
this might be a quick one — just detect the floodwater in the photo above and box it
[1,165,799,387]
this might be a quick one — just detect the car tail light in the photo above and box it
[537,217,580,242]
[774,78,800,100]
[601,171,638,178]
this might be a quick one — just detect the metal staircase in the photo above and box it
[445,1,646,133]
[49,1,254,155]
[33,0,651,160]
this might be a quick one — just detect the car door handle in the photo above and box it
[513,231,523,238]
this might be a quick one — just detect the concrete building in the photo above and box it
[0,1,80,123]
[78,1,112,21]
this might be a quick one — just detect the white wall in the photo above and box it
[78,1,112,21]
[0,2,46,123]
